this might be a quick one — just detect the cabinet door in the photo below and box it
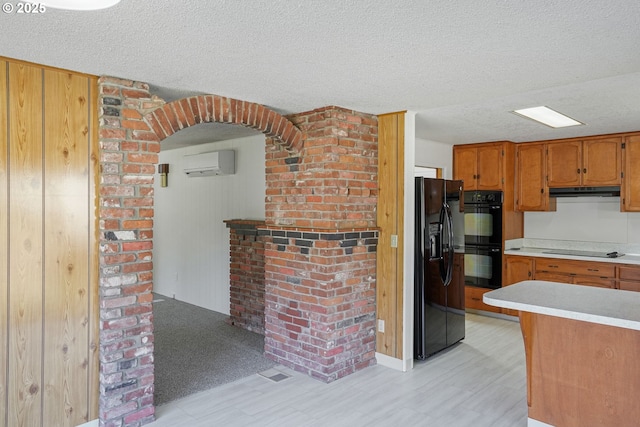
[547,140,581,187]
[573,276,615,289]
[622,135,640,212]
[465,286,501,313]
[453,146,478,190]
[505,256,533,285]
[503,256,533,316]
[476,144,503,190]
[533,270,570,284]
[583,138,622,186]
[619,281,640,292]
[516,143,553,211]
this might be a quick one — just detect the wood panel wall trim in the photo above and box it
[395,113,405,360]
[8,60,44,427]
[88,75,99,421]
[1,57,99,427]
[0,59,9,427]
[376,111,405,359]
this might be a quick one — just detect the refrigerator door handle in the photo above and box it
[438,204,447,284]
[443,202,454,286]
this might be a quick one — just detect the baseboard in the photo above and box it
[528,418,554,427]
[76,419,98,427]
[375,352,413,372]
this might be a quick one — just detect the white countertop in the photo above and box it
[504,247,640,266]
[484,280,640,331]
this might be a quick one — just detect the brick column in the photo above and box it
[224,219,267,334]
[263,106,379,382]
[98,77,164,427]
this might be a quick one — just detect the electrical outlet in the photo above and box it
[378,319,385,333]
[390,235,398,248]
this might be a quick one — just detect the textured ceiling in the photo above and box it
[3,0,640,147]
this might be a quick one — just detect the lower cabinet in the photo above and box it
[465,286,501,314]
[503,256,534,316]
[534,258,616,286]
[619,265,640,291]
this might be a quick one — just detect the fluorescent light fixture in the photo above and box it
[40,0,121,10]
[512,106,584,128]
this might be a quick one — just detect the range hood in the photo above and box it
[549,186,621,198]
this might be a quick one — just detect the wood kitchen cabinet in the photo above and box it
[535,257,616,289]
[453,142,507,190]
[622,135,640,212]
[503,255,534,315]
[618,265,640,292]
[547,137,622,187]
[515,142,556,212]
[465,285,501,314]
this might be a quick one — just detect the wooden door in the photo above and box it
[547,140,581,187]
[453,145,478,190]
[516,143,553,211]
[622,135,640,212]
[476,144,503,190]
[582,137,622,186]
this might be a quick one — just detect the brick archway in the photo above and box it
[143,95,303,152]
[97,77,378,427]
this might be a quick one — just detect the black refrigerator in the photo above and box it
[414,178,465,360]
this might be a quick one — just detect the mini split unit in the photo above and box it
[183,150,235,176]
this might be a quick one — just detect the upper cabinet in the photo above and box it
[623,135,640,212]
[515,142,556,212]
[453,142,507,190]
[547,137,622,187]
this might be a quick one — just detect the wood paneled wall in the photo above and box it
[376,112,405,358]
[0,58,99,427]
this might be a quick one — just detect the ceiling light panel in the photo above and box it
[40,0,121,10]
[513,106,584,128]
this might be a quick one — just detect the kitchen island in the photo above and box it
[484,281,640,427]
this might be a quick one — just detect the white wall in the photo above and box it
[524,197,640,244]
[153,134,266,314]
[414,138,454,179]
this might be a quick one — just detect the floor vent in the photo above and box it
[258,368,291,383]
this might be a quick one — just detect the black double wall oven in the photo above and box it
[463,190,503,289]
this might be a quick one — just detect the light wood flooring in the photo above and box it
[149,313,528,426]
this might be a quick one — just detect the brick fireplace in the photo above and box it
[97,77,378,426]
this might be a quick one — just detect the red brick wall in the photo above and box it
[98,79,380,425]
[98,77,163,427]
[224,220,267,334]
[263,106,379,382]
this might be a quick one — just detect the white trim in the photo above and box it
[375,352,413,371]
[528,417,554,427]
[76,419,98,427]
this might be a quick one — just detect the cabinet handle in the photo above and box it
[540,188,544,194]
[473,174,477,179]
[583,168,587,173]
[471,297,481,301]
[528,271,532,277]
[548,265,558,268]
[577,168,581,174]
[587,268,599,272]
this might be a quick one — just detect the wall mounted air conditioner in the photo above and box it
[183,150,235,176]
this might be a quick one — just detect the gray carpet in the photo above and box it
[152,293,276,406]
